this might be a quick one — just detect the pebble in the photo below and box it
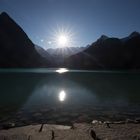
[92,120,98,124]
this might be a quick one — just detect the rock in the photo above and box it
[98,121,103,124]
[73,123,93,132]
[103,121,112,124]
[126,119,135,123]
[92,120,98,124]
[134,120,139,124]
[43,124,72,130]
[114,121,125,124]
[135,118,140,122]
[77,115,90,122]
[90,129,98,140]
[2,122,15,129]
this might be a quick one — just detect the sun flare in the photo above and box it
[49,26,75,48]
[57,34,69,47]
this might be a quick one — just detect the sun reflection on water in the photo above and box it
[56,68,69,74]
[59,90,66,102]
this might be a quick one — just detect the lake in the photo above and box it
[0,68,140,128]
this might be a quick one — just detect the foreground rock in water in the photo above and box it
[0,123,140,140]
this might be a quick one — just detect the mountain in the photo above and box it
[0,12,47,67]
[1,12,140,70]
[47,47,85,57]
[65,32,140,70]
[121,31,140,42]
[35,45,52,61]
[47,47,86,66]
[35,46,85,66]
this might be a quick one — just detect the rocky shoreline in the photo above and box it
[0,122,140,140]
[1,118,140,131]
[92,118,140,125]
[1,105,140,131]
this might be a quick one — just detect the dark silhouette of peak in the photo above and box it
[129,31,140,38]
[0,12,140,69]
[98,35,109,41]
[0,12,47,67]
[0,12,9,17]
[121,31,140,42]
[65,32,140,70]
[0,12,19,28]
[93,35,109,46]
[0,12,31,45]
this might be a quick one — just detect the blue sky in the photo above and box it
[0,0,140,49]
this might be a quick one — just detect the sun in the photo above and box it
[48,25,75,48]
[57,34,69,47]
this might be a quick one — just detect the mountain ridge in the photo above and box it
[1,11,140,69]
[65,32,140,70]
[0,12,48,67]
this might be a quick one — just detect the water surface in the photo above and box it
[0,69,140,127]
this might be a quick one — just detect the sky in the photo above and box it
[0,0,140,49]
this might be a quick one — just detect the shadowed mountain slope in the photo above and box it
[65,32,140,70]
[0,12,47,67]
